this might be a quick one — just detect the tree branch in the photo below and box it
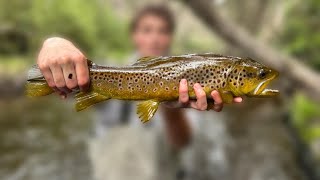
[180,0,320,100]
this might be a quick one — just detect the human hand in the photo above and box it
[37,37,89,99]
[166,79,242,112]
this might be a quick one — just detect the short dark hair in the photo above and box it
[130,5,175,34]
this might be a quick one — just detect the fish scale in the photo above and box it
[25,53,279,123]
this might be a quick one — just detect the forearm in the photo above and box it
[161,106,192,149]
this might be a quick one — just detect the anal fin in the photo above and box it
[75,91,109,111]
[137,100,160,123]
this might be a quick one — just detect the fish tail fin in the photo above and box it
[25,65,54,97]
[25,81,54,97]
[27,65,44,80]
[75,91,110,111]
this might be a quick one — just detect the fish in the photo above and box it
[25,53,279,123]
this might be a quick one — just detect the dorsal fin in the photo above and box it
[130,53,234,67]
[132,56,156,66]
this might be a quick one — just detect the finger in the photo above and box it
[211,90,223,112]
[233,97,243,103]
[39,65,56,89]
[193,83,207,111]
[75,56,90,92]
[189,101,198,109]
[50,64,70,93]
[179,79,189,104]
[62,62,78,90]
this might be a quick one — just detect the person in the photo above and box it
[36,4,242,179]
[37,4,242,149]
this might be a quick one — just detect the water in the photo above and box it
[0,97,93,180]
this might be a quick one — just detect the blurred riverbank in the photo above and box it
[0,97,93,180]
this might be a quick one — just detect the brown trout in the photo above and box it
[25,53,279,123]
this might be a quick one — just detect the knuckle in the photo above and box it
[38,63,47,70]
[75,56,86,64]
[51,59,59,66]
[59,56,70,64]
[198,93,206,99]
[179,88,188,94]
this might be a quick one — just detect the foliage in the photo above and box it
[291,93,320,142]
[0,0,131,60]
[279,0,320,145]
[279,0,320,70]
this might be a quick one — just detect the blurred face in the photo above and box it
[132,14,173,57]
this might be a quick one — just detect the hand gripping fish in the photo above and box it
[25,53,279,123]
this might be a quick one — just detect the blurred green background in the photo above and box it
[0,0,319,179]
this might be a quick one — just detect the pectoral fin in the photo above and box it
[137,100,160,123]
[75,91,110,111]
[219,90,234,104]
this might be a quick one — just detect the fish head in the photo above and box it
[228,58,279,97]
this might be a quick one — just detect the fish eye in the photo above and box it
[258,69,267,79]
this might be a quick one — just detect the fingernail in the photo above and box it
[181,79,187,84]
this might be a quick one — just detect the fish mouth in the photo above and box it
[249,73,279,97]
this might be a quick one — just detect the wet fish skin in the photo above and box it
[26,53,279,123]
